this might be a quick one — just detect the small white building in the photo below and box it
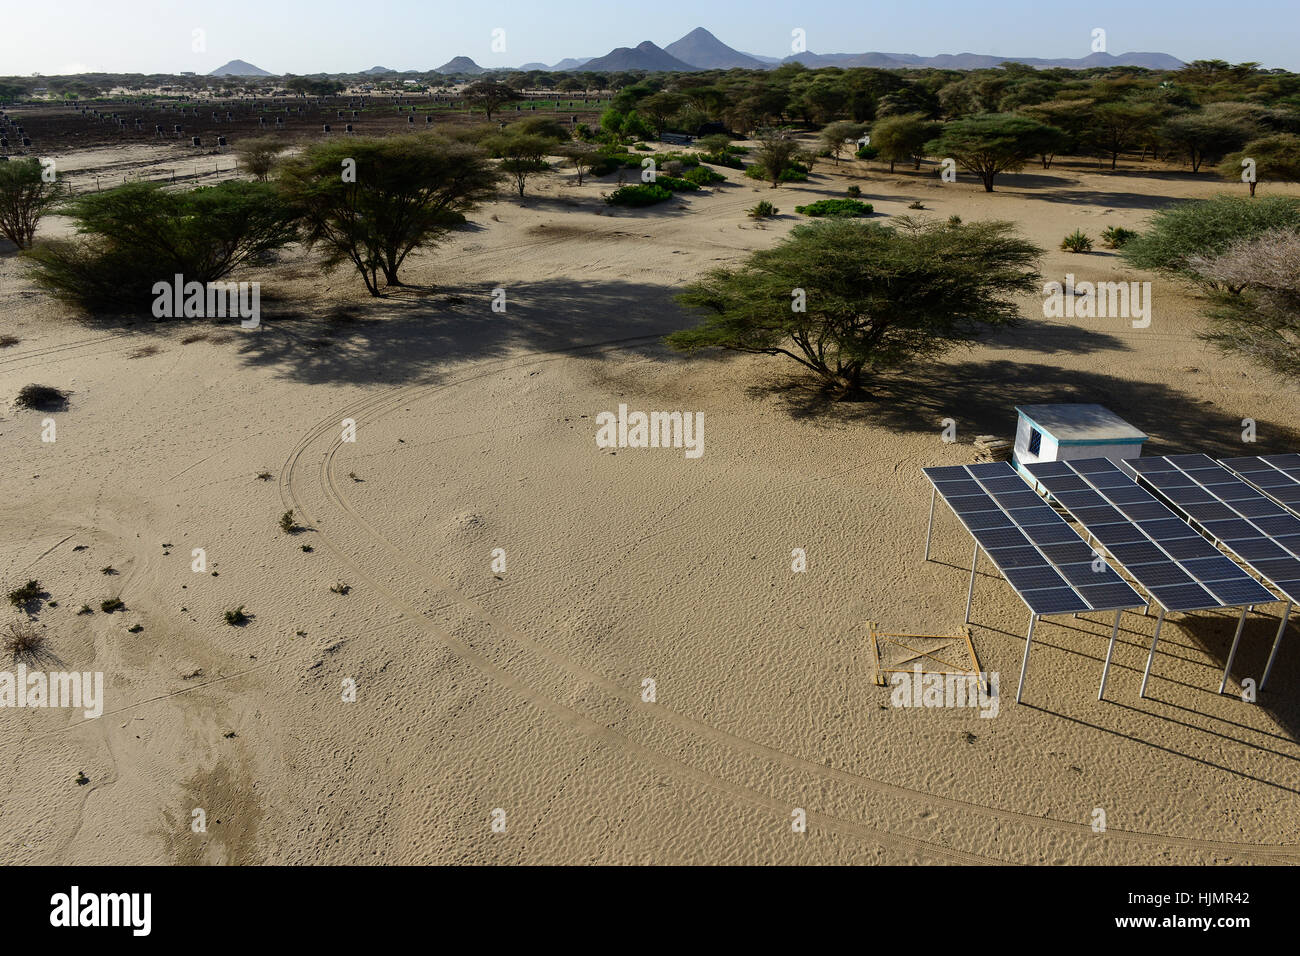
[1012,404,1147,480]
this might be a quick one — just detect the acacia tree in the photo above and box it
[0,158,65,249]
[1090,101,1164,169]
[752,128,801,187]
[669,217,1040,398]
[925,114,1060,191]
[1163,106,1259,173]
[463,80,514,121]
[488,131,558,197]
[1219,134,1300,196]
[558,142,598,185]
[278,135,501,295]
[819,121,868,165]
[869,113,940,172]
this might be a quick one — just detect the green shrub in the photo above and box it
[7,580,41,609]
[747,200,779,219]
[1100,226,1138,249]
[224,605,249,625]
[699,152,745,169]
[794,199,873,217]
[744,162,808,183]
[1060,229,1093,253]
[682,166,725,186]
[14,384,67,409]
[655,176,700,192]
[605,184,673,207]
[100,597,125,613]
[855,144,879,160]
[23,180,297,312]
[1121,194,1300,284]
[846,185,862,198]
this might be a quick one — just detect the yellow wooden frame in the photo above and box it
[868,620,983,690]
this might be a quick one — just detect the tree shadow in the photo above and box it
[227,278,692,386]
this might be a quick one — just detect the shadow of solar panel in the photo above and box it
[1021,587,1090,615]
[1138,518,1199,540]
[1178,556,1246,582]
[1200,518,1260,541]
[1158,536,1222,560]
[972,527,1031,549]
[1003,565,1069,591]
[1077,582,1146,610]
[1057,561,1124,587]
[1038,541,1099,564]
[923,465,971,481]
[985,545,1049,568]
[1147,582,1218,611]
[1204,579,1275,605]
[1106,540,1169,565]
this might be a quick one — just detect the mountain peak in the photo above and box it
[664,27,765,70]
[208,59,272,77]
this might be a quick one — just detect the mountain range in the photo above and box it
[206,28,1186,77]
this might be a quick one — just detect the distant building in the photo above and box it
[1013,404,1148,482]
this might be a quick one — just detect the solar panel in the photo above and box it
[1221,455,1300,513]
[1120,455,1300,605]
[1026,458,1275,612]
[923,462,1143,616]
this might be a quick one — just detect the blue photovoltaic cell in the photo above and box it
[1121,455,1300,605]
[923,462,1143,615]
[1026,458,1274,612]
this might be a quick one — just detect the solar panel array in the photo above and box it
[923,461,1144,616]
[1219,454,1300,512]
[1024,458,1276,612]
[1121,454,1300,604]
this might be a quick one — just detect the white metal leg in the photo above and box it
[1218,606,1251,695]
[1140,607,1166,698]
[1098,610,1123,701]
[1261,602,1292,691]
[1016,613,1038,703]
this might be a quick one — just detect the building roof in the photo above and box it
[1015,404,1147,443]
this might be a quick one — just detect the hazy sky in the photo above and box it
[4,0,1296,75]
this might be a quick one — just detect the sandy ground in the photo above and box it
[4,142,1300,865]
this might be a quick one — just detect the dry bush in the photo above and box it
[4,621,45,661]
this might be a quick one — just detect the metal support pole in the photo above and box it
[1016,613,1038,703]
[964,542,979,624]
[1261,601,1292,691]
[1098,609,1123,701]
[1140,607,1166,698]
[1218,606,1251,695]
[923,486,936,561]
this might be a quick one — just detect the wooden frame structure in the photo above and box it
[867,620,984,692]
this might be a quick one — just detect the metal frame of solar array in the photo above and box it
[1220,454,1300,513]
[1121,453,1300,693]
[1024,458,1275,700]
[921,461,1145,703]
